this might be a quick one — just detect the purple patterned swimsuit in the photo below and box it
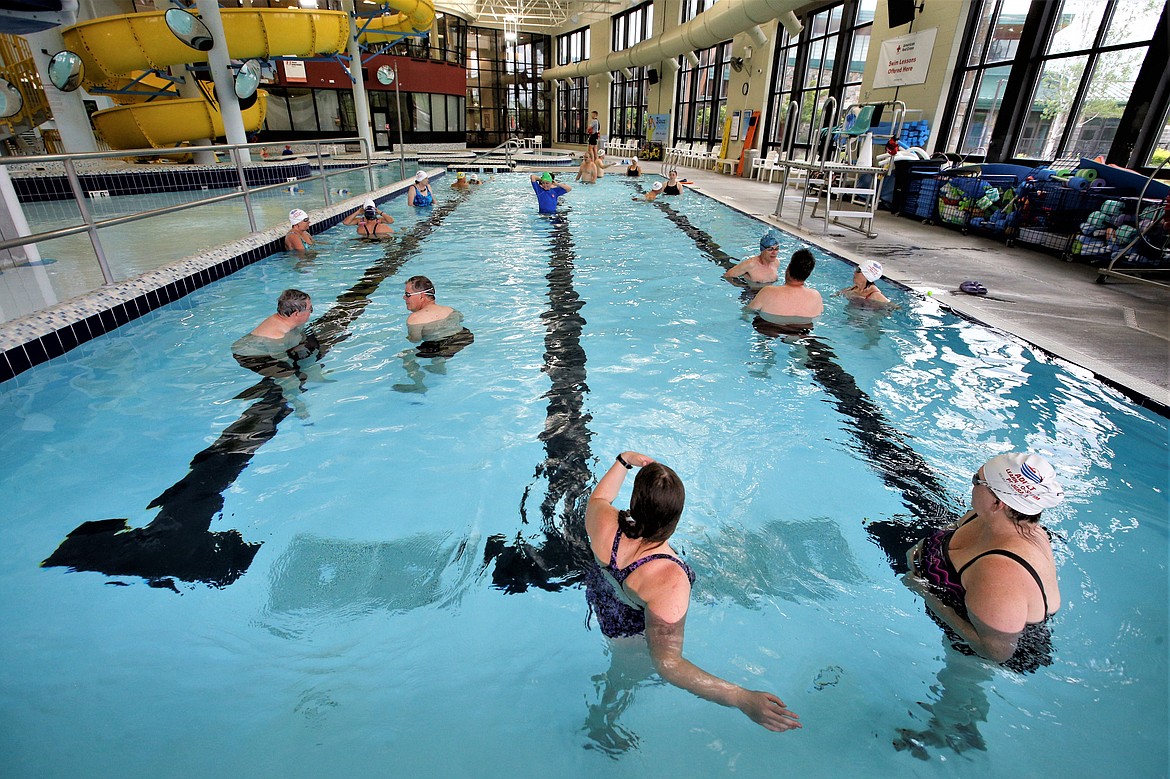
[585,527,695,638]
[915,518,1054,673]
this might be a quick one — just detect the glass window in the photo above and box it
[431,92,447,132]
[314,90,339,133]
[673,40,731,147]
[413,93,431,133]
[942,0,1164,165]
[762,0,873,158]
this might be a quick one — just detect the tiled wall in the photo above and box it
[0,173,438,384]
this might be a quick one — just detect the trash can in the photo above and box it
[742,149,759,178]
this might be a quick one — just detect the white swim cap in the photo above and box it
[651,182,663,191]
[468,173,479,182]
[860,260,883,282]
[414,170,428,182]
[982,453,1065,515]
[364,199,375,210]
[289,208,308,224]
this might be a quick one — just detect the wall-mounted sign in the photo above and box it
[730,111,742,141]
[282,60,307,84]
[873,28,937,89]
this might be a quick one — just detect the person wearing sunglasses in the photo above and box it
[905,453,1065,672]
[723,230,783,288]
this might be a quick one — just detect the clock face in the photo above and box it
[376,65,395,85]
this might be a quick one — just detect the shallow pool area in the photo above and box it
[0,174,1166,777]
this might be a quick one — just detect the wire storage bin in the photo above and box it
[935,172,1021,234]
[899,167,944,222]
[1012,178,1102,254]
[1068,196,1170,267]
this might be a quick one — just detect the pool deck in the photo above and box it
[659,163,1170,413]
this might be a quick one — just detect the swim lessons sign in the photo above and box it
[873,28,937,88]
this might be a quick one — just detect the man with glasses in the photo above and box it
[723,230,783,288]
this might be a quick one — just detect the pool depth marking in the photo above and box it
[651,195,957,553]
[484,210,597,593]
[42,198,464,589]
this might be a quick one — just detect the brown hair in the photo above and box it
[618,463,685,542]
[405,275,436,300]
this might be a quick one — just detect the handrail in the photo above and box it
[466,138,520,168]
[782,100,799,160]
[0,136,376,287]
[817,95,838,165]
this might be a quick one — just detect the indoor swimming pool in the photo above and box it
[0,174,1166,777]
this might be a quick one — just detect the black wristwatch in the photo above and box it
[616,453,633,470]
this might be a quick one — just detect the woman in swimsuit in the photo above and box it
[584,450,801,732]
[663,169,683,195]
[407,171,434,207]
[905,453,1065,671]
[342,200,394,237]
[626,157,641,177]
[834,260,891,305]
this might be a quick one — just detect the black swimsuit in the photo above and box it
[915,516,1055,673]
[664,183,681,195]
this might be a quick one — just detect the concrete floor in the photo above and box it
[651,162,1170,413]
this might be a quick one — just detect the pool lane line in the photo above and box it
[484,207,598,593]
[650,194,958,563]
[42,198,465,590]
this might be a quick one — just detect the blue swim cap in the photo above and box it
[760,231,781,249]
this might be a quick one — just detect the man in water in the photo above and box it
[232,289,322,415]
[396,275,474,392]
[724,231,782,288]
[451,172,471,189]
[285,208,313,252]
[746,248,823,336]
[531,172,571,214]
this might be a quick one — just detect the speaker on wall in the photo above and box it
[887,0,915,28]
[648,68,659,85]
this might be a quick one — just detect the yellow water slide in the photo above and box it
[60,3,434,150]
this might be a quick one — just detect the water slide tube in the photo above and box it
[60,3,433,150]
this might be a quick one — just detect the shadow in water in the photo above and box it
[260,532,479,640]
[42,199,464,589]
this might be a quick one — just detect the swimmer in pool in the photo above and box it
[576,157,598,184]
[746,248,823,336]
[451,172,471,189]
[467,172,483,185]
[584,450,801,732]
[284,208,313,252]
[632,181,664,201]
[904,453,1064,672]
[407,171,434,207]
[531,172,571,214]
[723,231,782,287]
[835,260,892,305]
[395,275,473,392]
[662,169,684,196]
[232,288,322,415]
[626,157,642,177]
[341,199,394,237]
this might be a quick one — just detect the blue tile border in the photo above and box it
[0,171,442,385]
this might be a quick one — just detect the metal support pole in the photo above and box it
[229,146,257,233]
[394,64,406,180]
[62,158,115,285]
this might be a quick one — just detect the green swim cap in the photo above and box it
[540,172,553,182]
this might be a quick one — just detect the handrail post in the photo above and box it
[230,145,258,233]
[61,157,115,286]
[317,140,331,208]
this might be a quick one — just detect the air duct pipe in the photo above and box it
[543,0,804,81]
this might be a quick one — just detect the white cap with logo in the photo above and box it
[982,453,1065,515]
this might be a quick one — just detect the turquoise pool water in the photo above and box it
[0,174,1166,777]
